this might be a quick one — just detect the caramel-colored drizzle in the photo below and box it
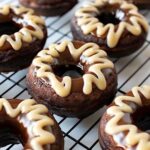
[33,41,114,97]
[75,0,148,48]
[0,98,55,150]
[106,85,150,150]
[0,5,45,50]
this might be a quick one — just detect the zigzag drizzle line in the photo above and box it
[0,98,55,150]
[33,41,114,97]
[106,85,150,150]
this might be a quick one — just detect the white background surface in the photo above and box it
[0,0,150,150]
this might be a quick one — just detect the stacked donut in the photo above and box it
[0,0,149,150]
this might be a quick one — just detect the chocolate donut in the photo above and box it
[71,0,148,57]
[19,0,78,16]
[26,40,117,118]
[0,98,64,150]
[0,5,47,72]
[99,85,150,150]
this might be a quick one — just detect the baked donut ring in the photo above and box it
[99,85,150,150]
[19,0,78,16]
[0,5,47,72]
[71,0,148,57]
[0,98,64,150]
[26,40,117,118]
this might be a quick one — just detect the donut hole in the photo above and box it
[52,64,84,78]
[0,21,21,36]
[97,9,125,25]
[132,105,150,133]
[0,118,28,148]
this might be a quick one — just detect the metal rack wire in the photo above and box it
[0,0,149,150]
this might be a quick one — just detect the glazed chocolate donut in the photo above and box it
[99,85,150,150]
[26,40,117,118]
[0,98,64,150]
[0,5,47,72]
[71,0,148,57]
[19,0,78,16]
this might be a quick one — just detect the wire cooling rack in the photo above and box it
[0,0,150,150]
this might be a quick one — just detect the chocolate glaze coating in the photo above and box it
[19,0,78,16]
[99,113,125,150]
[0,99,64,150]
[26,41,117,118]
[0,11,47,72]
[71,17,147,58]
[99,91,150,150]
